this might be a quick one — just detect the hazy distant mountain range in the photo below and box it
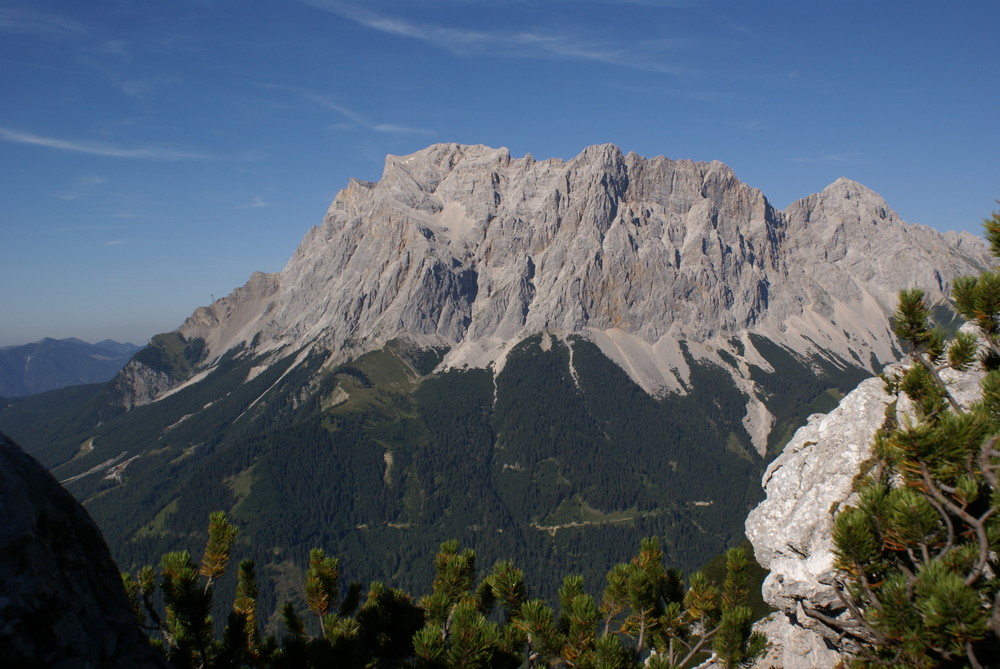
[0,338,141,397]
[0,143,989,611]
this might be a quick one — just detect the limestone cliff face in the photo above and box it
[107,357,179,410]
[744,359,985,668]
[0,432,163,666]
[179,143,986,370]
[180,145,788,366]
[116,144,989,432]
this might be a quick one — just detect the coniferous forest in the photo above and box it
[0,328,867,636]
[122,509,769,668]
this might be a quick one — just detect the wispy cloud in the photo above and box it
[302,1,694,75]
[238,196,269,209]
[0,7,87,38]
[103,72,184,100]
[443,0,698,5]
[56,222,122,233]
[94,39,129,56]
[77,38,184,100]
[103,239,131,246]
[261,84,434,136]
[0,127,215,161]
[314,97,433,135]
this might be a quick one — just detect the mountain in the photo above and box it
[0,337,141,397]
[0,143,989,619]
[110,144,985,451]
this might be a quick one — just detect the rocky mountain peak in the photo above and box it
[117,143,989,455]
[823,175,878,195]
[380,143,506,201]
[790,176,896,228]
[575,142,625,168]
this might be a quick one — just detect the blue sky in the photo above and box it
[1,0,998,346]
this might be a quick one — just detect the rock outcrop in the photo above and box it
[107,358,180,410]
[0,431,163,667]
[745,357,985,668]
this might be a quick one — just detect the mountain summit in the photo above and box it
[116,143,987,451]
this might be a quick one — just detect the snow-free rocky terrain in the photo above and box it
[114,143,989,455]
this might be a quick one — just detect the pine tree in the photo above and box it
[354,581,424,666]
[227,559,261,663]
[412,540,520,669]
[128,518,766,668]
[201,511,240,592]
[830,211,1000,668]
[304,548,340,637]
[124,511,240,668]
[713,548,768,669]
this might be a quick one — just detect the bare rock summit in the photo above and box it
[115,143,990,452]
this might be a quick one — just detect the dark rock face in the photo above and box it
[0,432,163,667]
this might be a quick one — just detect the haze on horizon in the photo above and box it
[1,0,997,347]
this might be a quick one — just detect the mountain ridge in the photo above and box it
[0,338,141,397]
[111,143,989,455]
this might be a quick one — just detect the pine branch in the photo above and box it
[830,581,888,646]
[977,436,1000,491]
[914,350,964,414]
[966,641,985,669]
[136,571,177,650]
[672,613,717,669]
[989,589,1000,639]
[801,599,879,643]
[918,463,991,586]
[922,493,956,550]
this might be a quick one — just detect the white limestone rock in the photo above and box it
[745,351,986,668]
[108,357,180,410]
[113,144,990,438]
[178,145,990,372]
[746,374,894,613]
[751,613,846,669]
